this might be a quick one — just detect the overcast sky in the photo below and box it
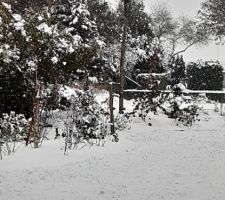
[143,0,225,63]
[144,0,202,17]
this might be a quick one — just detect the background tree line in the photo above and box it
[0,0,222,118]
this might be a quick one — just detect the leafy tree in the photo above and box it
[117,0,153,39]
[0,2,35,117]
[87,0,119,44]
[0,1,75,116]
[52,0,99,43]
[51,0,105,81]
[198,0,225,40]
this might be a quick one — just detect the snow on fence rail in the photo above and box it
[109,84,225,134]
[124,89,225,94]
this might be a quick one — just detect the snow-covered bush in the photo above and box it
[70,90,109,140]
[128,71,163,125]
[114,113,132,131]
[132,95,159,122]
[57,86,111,151]
[129,83,200,127]
[160,84,200,126]
[132,51,167,91]
[0,112,28,159]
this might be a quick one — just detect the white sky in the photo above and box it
[143,0,225,63]
[144,0,202,17]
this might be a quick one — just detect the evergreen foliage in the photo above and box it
[0,0,221,153]
[51,0,106,81]
[52,0,99,43]
[132,53,165,90]
[198,0,225,39]
[0,3,35,117]
[0,64,35,117]
[134,53,165,75]
[169,55,185,86]
[87,0,119,44]
[187,61,224,101]
[4,0,47,13]
[117,0,153,39]
[0,0,107,116]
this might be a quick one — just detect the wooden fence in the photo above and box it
[109,82,225,135]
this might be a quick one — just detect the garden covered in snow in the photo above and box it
[1,0,225,199]
[1,91,225,200]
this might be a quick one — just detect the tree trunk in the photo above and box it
[119,0,129,113]
[109,82,114,135]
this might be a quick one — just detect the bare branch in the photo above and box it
[170,42,195,58]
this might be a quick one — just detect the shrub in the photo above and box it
[187,61,224,101]
[160,84,200,126]
[169,55,185,86]
[0,112,28,159]
[57,86,112,152]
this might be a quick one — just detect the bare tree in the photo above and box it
[151,3,209,61]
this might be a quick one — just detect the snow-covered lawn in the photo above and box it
[1,101,225,200]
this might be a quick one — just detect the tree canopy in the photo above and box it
[198,0,225,40]
[151,3,208,60]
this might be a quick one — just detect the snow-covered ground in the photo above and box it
[1,96,225,200]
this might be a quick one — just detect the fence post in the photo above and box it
[220,94,224,116]
[109,82,114,135]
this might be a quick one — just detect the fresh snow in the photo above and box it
[88,76,99,84]
[58,85,80,99]
[37,23,52,35]
[2,2,11,10]
[1,95,225,200]
[124,89,225,94]
[137,72,171,78]
[104,0,119,10]
[51,56,58,64]
[12,14,26,37]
